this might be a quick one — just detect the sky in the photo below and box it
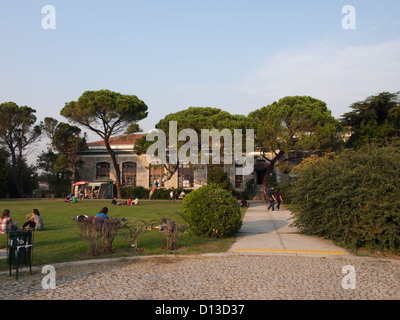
[1,0,400,163]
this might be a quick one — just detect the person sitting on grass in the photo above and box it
[0,209,16,234]
[22,209,44,231]
[95,207,127,224]
[95,207,109,222]
[111,198,124,205]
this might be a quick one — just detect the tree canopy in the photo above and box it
[156,107,249,135]
[248,96,340,186]
[44,117,87,193]
[0,102,42,197]
[340,91,400,148]
[134,107,251,180]
[60,90,148,198]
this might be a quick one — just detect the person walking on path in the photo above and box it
[264,186,276,212]
[276,188,283,211]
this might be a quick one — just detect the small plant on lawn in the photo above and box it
[77,216,132,256]
[155,214,186,250]
[129,219,149,252]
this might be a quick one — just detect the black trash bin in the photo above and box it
[7,229,34,280]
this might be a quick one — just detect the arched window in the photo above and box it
[96,162,110,179]
[178,164,194,188]
[122,161,137,186]
[235,163,243,189]
[149,164,165,188]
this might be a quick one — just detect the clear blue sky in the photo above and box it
[1,0,399,153]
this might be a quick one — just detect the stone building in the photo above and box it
[78,134,254,198]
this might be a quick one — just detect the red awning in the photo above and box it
[73,181,90,186]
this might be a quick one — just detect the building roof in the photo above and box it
[87,134,146,147]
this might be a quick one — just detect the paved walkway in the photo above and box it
[230,202,350,257]
[0,249,6,260]
[1,202,400,300]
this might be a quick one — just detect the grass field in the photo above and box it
[0,199,246,270]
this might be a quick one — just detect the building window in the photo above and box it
[149,164,165,188]
[122,161,137,187]
[178,164,194,188]
[235,164,243,189]
[96,162,110,179]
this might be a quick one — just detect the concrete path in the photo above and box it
[230,201,350,257]
[0,249,6,260]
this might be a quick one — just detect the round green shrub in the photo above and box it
[181,184,242,238]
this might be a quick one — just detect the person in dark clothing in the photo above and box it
[276,189,283,211]
[22,219,36,229]
[264,186,276,212]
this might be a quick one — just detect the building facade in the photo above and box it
[78,134,255,196]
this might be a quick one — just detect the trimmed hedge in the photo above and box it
[122,186,148,199]
[290,146,400,253]
[181,184,242,238]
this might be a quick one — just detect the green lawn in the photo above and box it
[0,199,246,269]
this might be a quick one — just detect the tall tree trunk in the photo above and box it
[262,150,285,188]
[11,163,25,198]
[9,146,25,198]
[104,139,122,199]
[70,163,77,194]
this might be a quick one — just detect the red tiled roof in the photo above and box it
[87,134,146,146]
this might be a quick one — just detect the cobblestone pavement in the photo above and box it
[1,253,400,300]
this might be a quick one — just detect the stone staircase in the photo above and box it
[253,185,265,201]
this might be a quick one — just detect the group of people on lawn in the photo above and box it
[1,204,128,233]
[111,197,139,206]
[0,208,45,234]
[149,179,186,201]
[64,193,78,203]
[65,193,140,206]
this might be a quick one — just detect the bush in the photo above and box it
[181,184,242,238]
[277,180,295,205]
[241,179,255,200]
[207,166,255,200]
[122,186,148,199]
[290,146,400,253]
[207,166,234,192]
